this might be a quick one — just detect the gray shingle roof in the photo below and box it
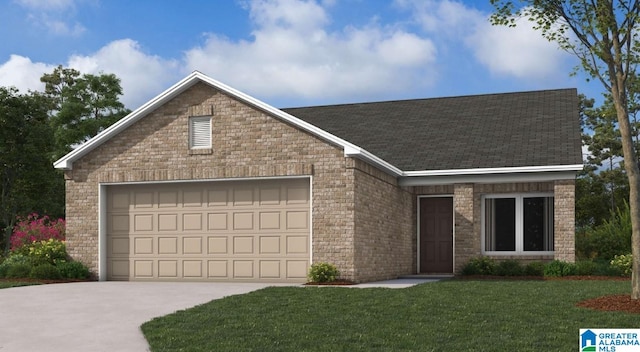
[282,89,582,172]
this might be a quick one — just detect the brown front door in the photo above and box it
[420,197,453,273]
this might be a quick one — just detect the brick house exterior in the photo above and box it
[54,72,583,283]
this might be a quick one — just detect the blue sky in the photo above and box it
[0,0,604,109]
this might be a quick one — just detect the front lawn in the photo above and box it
[142,280,633,351]
[0,280,41,289]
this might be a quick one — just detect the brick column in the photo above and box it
[554,179,576,262]
[454,183,477,272]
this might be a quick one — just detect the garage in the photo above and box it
[105,178,311,282]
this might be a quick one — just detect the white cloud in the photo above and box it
[0,55,53,92]
[68,39,181,108]
[184,0,437,102]
[467,17,569,79]
[16,0,87,37]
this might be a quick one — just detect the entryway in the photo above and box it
[419,197,453,273]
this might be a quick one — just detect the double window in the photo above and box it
[482,194,554,254]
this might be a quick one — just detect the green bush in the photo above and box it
[460,257,496,275]
[523,262,545,276]
[30,263,62,280]
[575,260,598,276]
[308,262,339,283]
[576,203,631,260]
[544,260,576,277]
[56,260,90,279]
[0,254,31,278]
[6,263,33,279]
[27,239,67,265]
[610,254,633,277]
[494,260,524,276]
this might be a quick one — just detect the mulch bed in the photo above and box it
[304,280,357,286]
[577,294,640,314]
[0,278,92,284]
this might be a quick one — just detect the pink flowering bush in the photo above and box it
[10,213,65,253]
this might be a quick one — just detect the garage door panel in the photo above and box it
[158,237,178,254]
[208,213,228,230]
[158,214,178,231]
[233,212,254,230]
[107,178,310,282]
[208,236,228,254]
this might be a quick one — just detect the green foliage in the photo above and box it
[308,262,339,283]
[30,263,62,280]
[610,254,633,277]
[460,257,495,275]
[24,239,67,265]
[6,263,33,279]
[544,260,577,277]
[494,260,524,276]
[0,254,30,278]
[574,260,598,276]
[41,65,131,160]
[56,260,90,279]
[0,87,63,253]
[577,203,631,260]
[523,262,545,276]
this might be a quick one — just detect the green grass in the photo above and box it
[141,280,634,352]
[0,281,41,289]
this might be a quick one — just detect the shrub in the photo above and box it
[575,260,598,276]
[6,263,33,279]
[0,254,31,278]
[576,203,631,260]
[523,262,545,276]
[544,260,576,277]
[610,254,633,277]
[308,262,339,283]
[56,260,91,279]
[460,257,495,275]
[494,260,524,276]
[10,213,65,253]
[27,239,67,265]
[30,263,62,280]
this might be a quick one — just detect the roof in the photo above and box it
[54,72,583,178]
[283,89,583,172]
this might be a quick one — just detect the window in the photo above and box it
[483,194,554,254]
[189,116,211,149]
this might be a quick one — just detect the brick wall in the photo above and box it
[417,181,574,272]
[351,159,414,282]
[65,82,361,280]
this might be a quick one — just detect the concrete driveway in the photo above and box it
[0,281,286,352]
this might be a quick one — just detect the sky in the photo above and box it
[0,0,605,110]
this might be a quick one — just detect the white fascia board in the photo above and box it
[402,164,584,177]
[53,71,402,176]
[398,165,582,187]
[53,72,204,170]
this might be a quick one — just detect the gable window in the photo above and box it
[482,194,554,254]
[189,116,211,149]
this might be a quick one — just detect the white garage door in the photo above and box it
[106,178,310,282]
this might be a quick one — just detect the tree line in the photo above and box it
[0,66,130,253]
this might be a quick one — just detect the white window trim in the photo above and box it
[481,192,554,256]
[189,116,212,149]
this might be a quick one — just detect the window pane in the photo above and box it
[485,198,516,251]
[523,197,554,251]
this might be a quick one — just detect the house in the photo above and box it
[54,71,583,283]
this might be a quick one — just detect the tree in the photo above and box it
[0,88,63,253]
[490,0,640,298]
[41,65,131,160]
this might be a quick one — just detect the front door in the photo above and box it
[419,197,453,273]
